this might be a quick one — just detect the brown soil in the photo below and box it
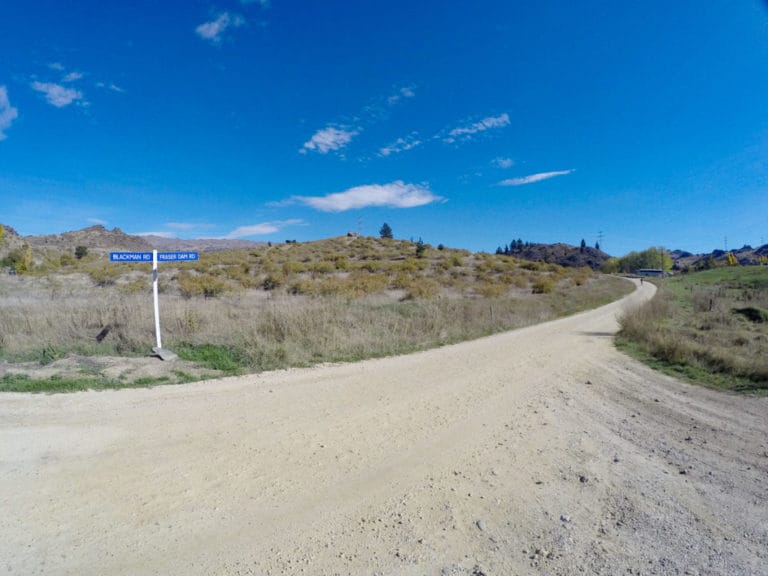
[1,281,766,575]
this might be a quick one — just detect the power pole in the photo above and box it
[597,231,604,251]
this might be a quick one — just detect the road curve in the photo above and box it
[1,281,767,575]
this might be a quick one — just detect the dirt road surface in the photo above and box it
[2,281,767,575]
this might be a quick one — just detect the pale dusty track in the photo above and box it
[1,281,767,576]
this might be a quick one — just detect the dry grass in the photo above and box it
[1,272,631,374]
[618,267,768,392]
[0,236,633,380]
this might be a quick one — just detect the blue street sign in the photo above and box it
[110,252,153,262]
[110,251,199,262]
[156,251,199,262]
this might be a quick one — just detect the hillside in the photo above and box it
[498,242,610,270]
[670,244,768,270]
[0,224,266,257]
[142,235,266,252]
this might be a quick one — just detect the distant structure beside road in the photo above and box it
[636,269,666,277]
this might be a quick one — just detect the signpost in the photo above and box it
[109,250,199,360]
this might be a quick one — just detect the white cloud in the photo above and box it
[379,133,421,157]
[31,81,85,108]
[166,222,213,230]
[302,125,359,154]
[499,169,574,186]
[136,231,175,238]
[292,181,442,212]
[444,113,510,143]
[226,219,304,238]
[387,85,416,106]
[96,82,126,93]
[62,71,84,83]
[87,217,107,225]
[48,62,65,71]
[241,0,270,5]
[492,157,514,169]
[0,86,19,141]
[195,12,244,43]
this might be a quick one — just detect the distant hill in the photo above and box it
[0,224,265,256]
[142,235,266,252]
[498,242,610,270]
[23,225,152,253]
[670,244,768,270]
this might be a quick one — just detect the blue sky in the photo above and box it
[1,1,767,256]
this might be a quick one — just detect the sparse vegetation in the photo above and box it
[0,235,634,391]
[602,246,672,274]
[618,267,768,393]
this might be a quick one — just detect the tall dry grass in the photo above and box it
[1,274,631,372]
[618,270,768,391]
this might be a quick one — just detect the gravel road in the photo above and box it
[2,281,766,575]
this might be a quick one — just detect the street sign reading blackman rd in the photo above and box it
[109,250,199,360]
[110,251,199,262]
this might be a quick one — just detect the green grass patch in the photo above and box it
[618,266,768,394]
[175,343,247,373]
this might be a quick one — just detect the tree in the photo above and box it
[415,237,426,258]
[580,239,586,253]
[595,241,600,251]
[75,245,89,259]
[379,223,393,239]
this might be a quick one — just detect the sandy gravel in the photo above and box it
[1,281,766,576]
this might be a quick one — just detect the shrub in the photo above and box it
[478,282,507,297]
[262,273,284,291]
[89,266,120,287]
[178,272,230,298]
[402,278,440,300]
[532,277,555,294]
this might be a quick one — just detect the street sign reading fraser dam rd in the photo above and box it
[109,250,199,360]
[109,251,198,262]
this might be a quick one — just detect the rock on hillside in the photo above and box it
[24,225,152,253]
[0,224,25,254]
[509,243,610,270]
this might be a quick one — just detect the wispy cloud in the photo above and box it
[444,113,510,143]
[387,85,416,106]
[303,85,416,157]
[96,82,125,93]
[86,217,107,225]
[62,71,84,83]
[499,169,574,186]
[0,86,19,141]
[166,222,213,231]
[492,157,514,169]
[379,133,421,157]
[195,12,245,43]
[301,125,359,155]
[136,231,175,238]
[241,0,270,5]
[31,81,85,108]
[226,219,304,238]
[291,181,443,212]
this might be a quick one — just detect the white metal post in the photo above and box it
[152,249,162,349]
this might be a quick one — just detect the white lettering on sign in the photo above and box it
[110,252,153,262]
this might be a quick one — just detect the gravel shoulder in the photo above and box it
[1,280,766,575]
